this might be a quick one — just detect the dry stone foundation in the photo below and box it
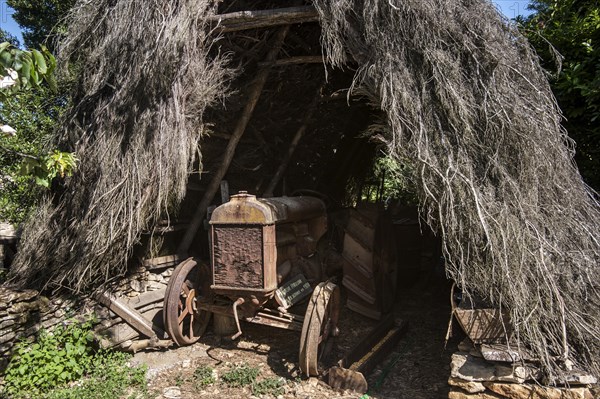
[0,263,173,371]
[449,339,599,399]
[0,289,77,371]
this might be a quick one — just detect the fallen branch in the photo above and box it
[120,338,173,353]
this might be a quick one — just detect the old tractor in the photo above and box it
[162,192,340,376]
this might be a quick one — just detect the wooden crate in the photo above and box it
[454,307,511,344]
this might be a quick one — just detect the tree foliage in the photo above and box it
[520,0,600,189]
[0,86,68,222]
[1,43,75,223]
[0,28,20,47]
[6,0,76,50]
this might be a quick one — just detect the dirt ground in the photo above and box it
[133,276,460,399]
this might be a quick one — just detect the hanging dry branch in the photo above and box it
[313,0,600,381]
[10,0,230,292]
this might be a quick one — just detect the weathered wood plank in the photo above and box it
[209,6,318,33]
[142,255,181,270]
[125,288,167,309]
[96,292,161,339]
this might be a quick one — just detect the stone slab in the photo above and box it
[480,344,530,363]
[448,377,486,393]
[451,352,542,383]
[448,388,505,399]
[484,382,594,399]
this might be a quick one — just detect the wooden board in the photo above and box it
[342,233,373,273]
[142,255,181,270]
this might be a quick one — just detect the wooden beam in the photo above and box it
[142,255,181,270]
[178,26,291,254]
[259,55,324,67]
[263,85,322,197]
[126,288,167,309]
[96,292,162,339]
[210,6,318,33]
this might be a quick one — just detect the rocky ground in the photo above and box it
[132,277,459,399]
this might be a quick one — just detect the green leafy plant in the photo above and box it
[221,364,260,388]
[0,42,56,95]
[193,365,216,389]
[251,376,285,396]
[0,42,75,223]
[2,320,95,396]
[0,319,148,399]
[43,351,148,399]
[19,150,78,188]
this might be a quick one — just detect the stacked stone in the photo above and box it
[449,339,599,399]
[0,264,175,360]
[116,267,173,297]
[0,289,74,371]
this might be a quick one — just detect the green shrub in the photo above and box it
[43,351,148,399]
[221,364,260,388]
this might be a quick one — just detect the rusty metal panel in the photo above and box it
[262,224,277,290]
[260,196,325,223]
[210,193,276,225]
[213,225,265,288]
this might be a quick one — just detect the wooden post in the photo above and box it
[259,55,324,67]
[178,26,290,255]
[220,180,230,204]
[263,86,322,197]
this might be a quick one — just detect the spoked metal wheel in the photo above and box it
[163,258,212,345]
[299,282,340,376]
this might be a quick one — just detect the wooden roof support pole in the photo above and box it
[263,85,322,197]
[178,26,290,255]
[210,6,318,33]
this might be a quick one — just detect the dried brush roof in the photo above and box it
[8,0,599,381]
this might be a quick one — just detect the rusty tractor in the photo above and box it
[162,192,340,376]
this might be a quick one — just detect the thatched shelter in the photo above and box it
[7,0,599,382]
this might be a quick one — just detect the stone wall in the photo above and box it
[0,260,175,370]
[0,289,77,371]
[449,340,599,399]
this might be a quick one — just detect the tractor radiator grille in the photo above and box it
[212,225,264,289]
